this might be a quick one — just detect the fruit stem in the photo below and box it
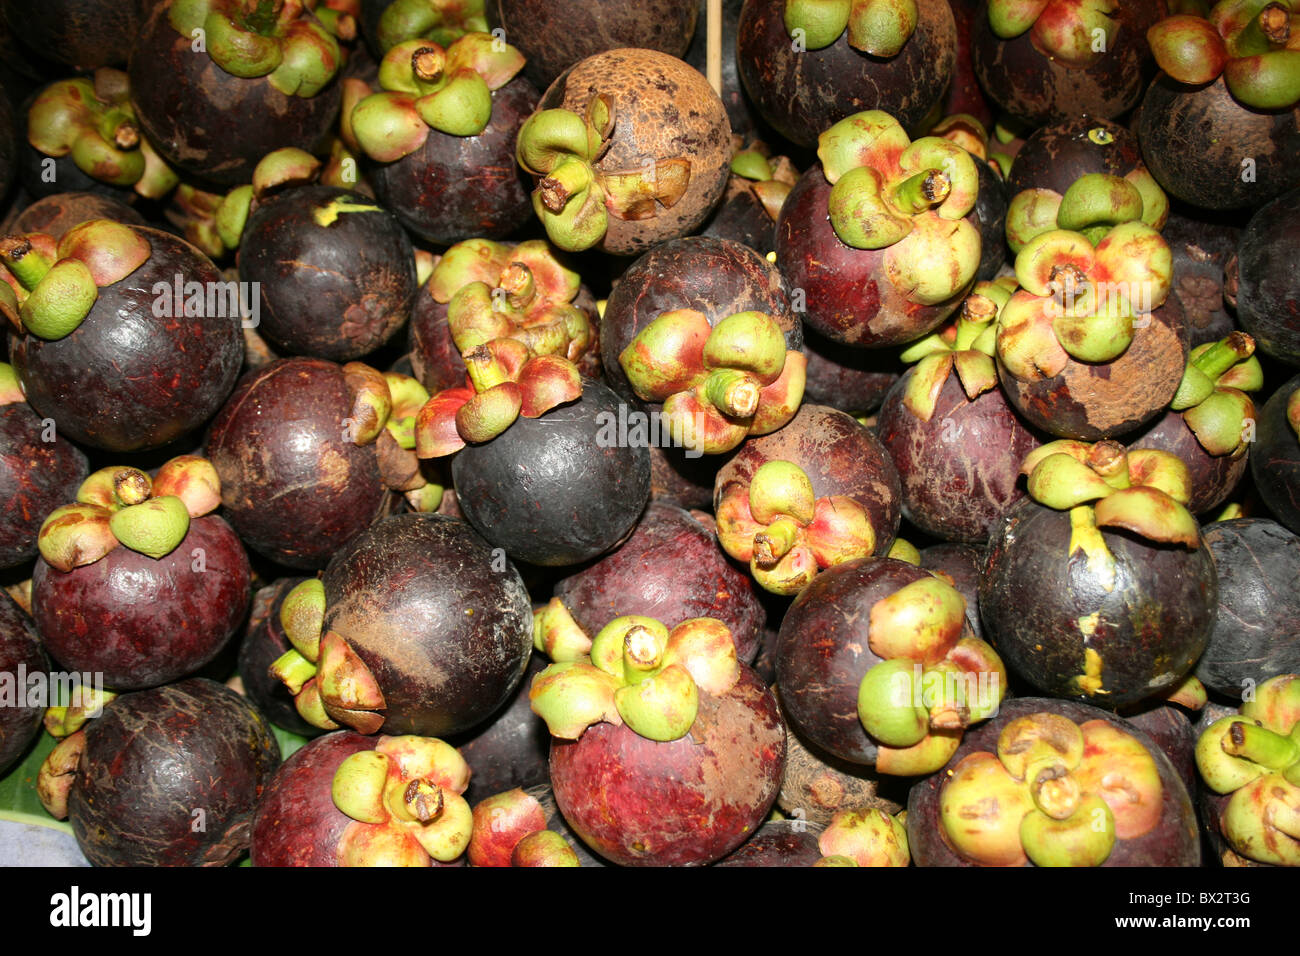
[463,344,512,392]
[538,160,592,213]
[498,261,535,310]
[270,647,318,695]
[1259,3,1290,46]
[1192,332,1254,381]
[411,46,446,83]
[404,779,444,822]
[1028,763,1082,820]
[1088,440,1130,489]
[622,625,663,681]
[0,237,52,289]
[1222,720,1299,770]
[703,368,761,418]
[753,517,801,568]
[892,169,950,215]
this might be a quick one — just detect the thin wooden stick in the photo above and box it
[707,0,723,97]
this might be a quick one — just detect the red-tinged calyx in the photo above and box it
[817,808,910,866]
[151,456,222,517]
[468,788,548,867]
[342,361,393,445]
[36,730,87,820]
[867,576,967,665]
[1072,720,1164,839]
[788,0,918,55]
[899,289,1003,419]
[512,829,581,866]
[533,598,593,662]
[169,0,342,99]
[1241,674,1300,737]
[1221,773,1300,865]
[376,0,488,53]
[0,364,22,405]
[939,750,1035,865]
[316,630,387,734]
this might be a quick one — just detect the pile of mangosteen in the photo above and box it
[0,0,1298,877]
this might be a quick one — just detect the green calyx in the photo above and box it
[352,33,524,160]
[897,285,1004,420]
[990,0,1119,69]
[785,0,919,56]
[529,615,741,742]
[1169,332,1261,457]
[1006,171,1169,254]
[376,0,488,53]
[170,0,342,98]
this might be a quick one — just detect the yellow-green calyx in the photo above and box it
[854,576,1006,775]
[940,713,1163,866]
[331,736,474,865]
[898,280,1015,420]
[1021,441,1200,584]
[351,33,525,161]
[516,95,694,252]
[37,456,223,571]
[1168,331,1262,457]
[617,309,807,456]
[784,0,919,56]
[43,687,118,739]
[0,221,152,340]
[996,223,1172,381]
[817,807,910,866]
[1148,2,1300,111]
[168,0,342,98]
[818,111,981,306]
[1005,169,1170,254]
[1195,674,1300,865]
[271,626,387,735]
[376,0,487,52]
[715,459,877,594]
[989,0,1120,69]
[529,612,741,742]
[27,69,177,196]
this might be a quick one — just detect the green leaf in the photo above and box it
[0,730,72,834]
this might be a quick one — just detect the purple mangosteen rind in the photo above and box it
[1250,374,1300,535]
[0,401,88,569]
[0,587,49,775]
[906,697,1202,867]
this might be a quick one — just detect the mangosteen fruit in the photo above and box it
[531,614,786,866]
[1,191,146,239]
[129,0,344,187]
[799,328,900,417]
[466,785,595,866]
[875,284,1040,543]
[237,577,323,737]
[1124,699,1201,801]
[6,221,244,453]
[361,0,488,58]
[776,110,982,348]
[713,403,903,594]
[37,678,280,866]
[1250,374,1300,534]
[31,456,251,690]
[251,729,473,866]
[451,654,551,806]
[267,512,533,737]
[696,148,797,256]
[1164,209,1241,348]
[1232,186,1300,365]
[519,48,732,256]
[0,587,47,775]
[981,441,1218,709]
[1194,519,1300,696]
[776,713,909,827]
[493,0,698,91]
[735,0,956,148]
[1,0,145,71]
[349,32,539,245]
[714,818,826,867]
[907,697,1202,866]
[774,555,1006,773]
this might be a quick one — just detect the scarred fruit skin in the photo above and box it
[0,403,88,569]
[0,589,47,775]
[1234,187,1300,366]
[907,697,1201,867]
[32,515,251,691]
[714,818,826,867]
[68,678,280,867]
[321,513,534,737]
[549,665,785,866]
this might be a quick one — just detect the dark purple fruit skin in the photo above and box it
[17,147,129,203]
[322,512,533,737]
[549,664,785,867]
[1005,116,1144,199]
[776,167,971,348]
[205,357,396,570]
[128,2,342,187]
[10,228,243,453]
[1124,702,1199,801]
[1234,188,1300,366]
[237,578,322,737]
[452,654,550,807]
[907,697,1201,867]
[1137,75,1300,212]
[1164,211,1239,349]
[684,0,761,142]
[237,185,416,362]
[69,678,280,867]
[775,557,973,766]
[494,0,697,92]
[365,76,537,246]
[2,0,143,70]
[997,296,1189,441]
[714,819,825,867]
[553,500,765,662]
[696,182,778,255]
[251,731,371,867]
[715,403,903,561]
[971,1,1156,127]
[0,588,47,775]
[736,0,956,148]
[1127,407,1247,516]
[1250,375,1300,534]
[0,403,88,569]
[800,329,899,417]
[646,442,719,510]
[0,190,147,238]
[919,542,986,641]
[980,497,1218,709]
[973,160,1007,282]
[451,378,651,567]
[1194,519,1300,696]
[32,515,251,690]
[876,368,1038,543]
[601,236,800,406]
